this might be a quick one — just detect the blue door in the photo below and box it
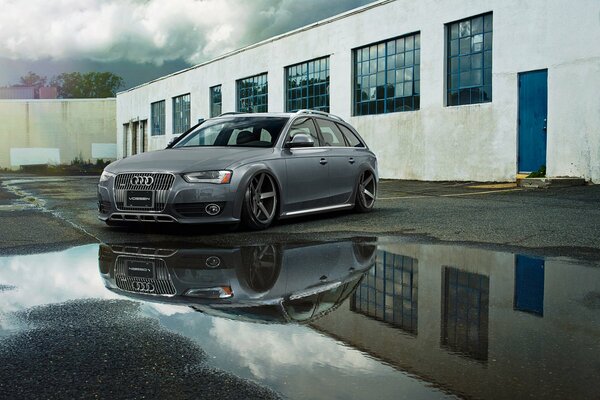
[518,70,548,173]
[514,255,545,316]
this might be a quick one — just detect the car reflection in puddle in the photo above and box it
[99,241,376,324]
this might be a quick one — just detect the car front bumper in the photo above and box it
[97,173,242,224]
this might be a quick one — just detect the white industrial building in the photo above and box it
[116,0,600,183]
[0,98,117,169]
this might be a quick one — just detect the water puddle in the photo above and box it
[0,239,599,399]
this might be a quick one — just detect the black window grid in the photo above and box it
[441,266,490,362]
[172,94,190,135]
[150,100,165,136]
[286,57,330,113]
[350,250,418,335]
[354,32,421,116]
[237,73,268,113]
[447,13,493,106]
[210,85,222,118]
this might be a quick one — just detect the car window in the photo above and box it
[287,117,320,146]
[174,117,288,148]
[315,118,347,147]
[337,123,364,148]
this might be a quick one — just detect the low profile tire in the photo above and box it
[241,172,278,230]
[354,170,377,213]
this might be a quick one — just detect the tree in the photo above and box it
[18,71,47,88]
[50,72,124,98]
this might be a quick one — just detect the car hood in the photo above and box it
[108,147,275,173]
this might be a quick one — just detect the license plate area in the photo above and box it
[125,190,154,208]
[126,259,156,279]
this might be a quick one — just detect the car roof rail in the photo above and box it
[295,109,345,122]
[218,111,245,117]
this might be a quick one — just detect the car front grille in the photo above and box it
[113,173,175,212]
[115,256,176,296]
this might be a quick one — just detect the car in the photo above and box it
[98,240,377,324]
[98,109,378,229]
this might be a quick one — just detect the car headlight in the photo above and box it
[183,170,232,184]
[99,170,115,183]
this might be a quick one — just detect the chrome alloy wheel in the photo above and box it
[357,171,376,210]
[247,173,278,226]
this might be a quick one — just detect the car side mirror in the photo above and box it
[286,134,315,148]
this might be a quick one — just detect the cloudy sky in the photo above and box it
[0,0,376,89]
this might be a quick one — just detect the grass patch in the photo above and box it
[14,158,111,176]
[527,165,546,178]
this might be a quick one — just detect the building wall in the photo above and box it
[116,0,600,182]
[0,99,117,169]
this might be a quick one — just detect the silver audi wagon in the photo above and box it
[97,110,377,229]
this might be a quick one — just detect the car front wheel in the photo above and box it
[241,172,278,230]
[354,170,376,212]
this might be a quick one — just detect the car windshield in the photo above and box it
[173,116,289,148]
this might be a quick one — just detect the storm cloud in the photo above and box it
[0,0,375,66]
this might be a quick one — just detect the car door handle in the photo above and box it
[348,157,355,164]
[319,158,328,165]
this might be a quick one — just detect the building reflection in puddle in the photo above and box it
[311,242,600,400]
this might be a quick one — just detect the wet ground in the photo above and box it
[0,175,599,399]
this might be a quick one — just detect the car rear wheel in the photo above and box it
[242,172,278,230]
[354,170,376,212]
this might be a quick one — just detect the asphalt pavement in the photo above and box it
[1,174,599,260]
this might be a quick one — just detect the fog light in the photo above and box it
[205,256,221,268]
[205,203,221,216]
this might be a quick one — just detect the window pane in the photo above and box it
[484,50,492,68]
[450,39,459,56]
[286,57,329,112]
[460,38,471,55]
[472,34,483,52]
[316,118,347,147]
[459,20,471,37]
[450,57,459,73]
[447,13,492,106]
[484,32,493,50]
[338,124,365,147]
[354,32,420,115]
[238,73,268,113]
[472,16,483,34]
[484,14,493,32]
[450,24,459,40]
[471,53,483,69]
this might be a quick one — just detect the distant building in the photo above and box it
[0,99,117,169]
[0,86,58,100]
[0,86,36,100]
[116,0,600,183]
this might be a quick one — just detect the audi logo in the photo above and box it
[130,175,154,186]
[132,281,155,293]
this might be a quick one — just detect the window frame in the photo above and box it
[150,100,165,136]
[209,85,222,118]
[446,12,493,106]
[314,117,349,147]
[285,116,321,146]
[172,93,191,135]
[353,31,421,116]
[236,73,268,113]
[285,56,330,113]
